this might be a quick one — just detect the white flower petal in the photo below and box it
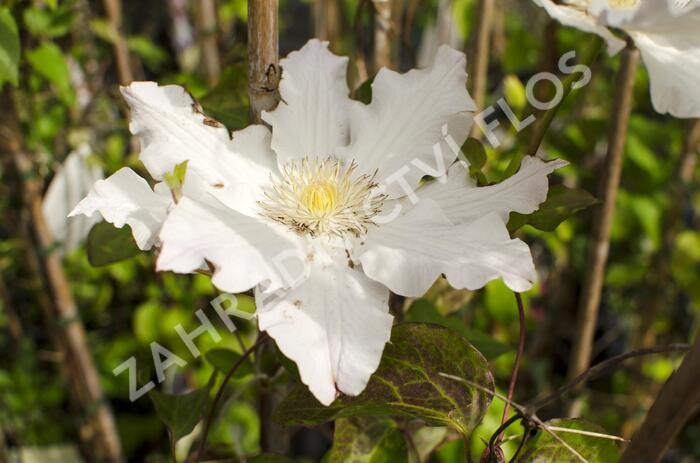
[262,39,351,162]
[357,200,536,297]
[157,197,308,293]
[618,5,700,118]
[532,0,626,55]
[68,167,170,250]
[631,31,700,118]
[121,82,278,213]
[418,157,568,224]
[337,45,476,198]
[256,249,392,405]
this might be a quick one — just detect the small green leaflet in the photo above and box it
[163,160,189,201]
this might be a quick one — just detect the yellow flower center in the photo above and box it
[301,181,337,216]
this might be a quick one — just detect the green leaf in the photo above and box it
[503,75,528,113]
[89,18,118,43]
[248,454,295,463]
[26,42,75,105]
[23,6,75,38]
[458,138,489,185]
[126,35,169,71]
[149,386,210,441]
[508,185,599,233]
[405,299,510,360]
[461,138,486,169]
[204,348,254,378]
[516,418,621,463]
[0,7,20,87]
[199,64,249,131]
[328,417,408,463]
[87,221,141,267]
[353,78,373,104]
[274,323,494,435]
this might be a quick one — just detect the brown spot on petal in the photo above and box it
[203,118,224,128]
[212,182,225,189]
[293,299,302,308]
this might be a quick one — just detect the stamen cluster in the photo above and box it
[259,157,386,237]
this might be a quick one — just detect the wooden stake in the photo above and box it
[102,0,133,85]
[372,0,392,72]
[469,0,494,125]
[1,95,124,463]
[198,0,221,86]
[247,0,280,123]
[566,45,640,403]
[619,334,700,463]
[313,0,339,46]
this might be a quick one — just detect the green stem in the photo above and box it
[193,332,269,462]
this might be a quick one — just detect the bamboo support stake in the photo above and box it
[372,0,392,72]
[469,0,494,139]
[566,45,640,399]
[102,0,133,85]
[0,101,124,463]
[247,0,280,124]
[247,0,283,452]
[198,0,221,86]
[619,333,700,463]
[313,0,340,46]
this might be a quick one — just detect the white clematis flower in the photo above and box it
[533,0,700,118]
[70,39,566,405]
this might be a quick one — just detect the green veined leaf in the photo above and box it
[508,184,599,233]
[204,348,254,378]
[405,299,511,361]
[26,42,75,105]
[274,323,494,436]
[0,7,20,87]
[149,386,210,441]
[328,417,408,463]
[516,418,622,463]
[87,221,141,267]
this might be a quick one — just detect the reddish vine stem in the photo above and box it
[498,292,526,441]
[194,332,270,462]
